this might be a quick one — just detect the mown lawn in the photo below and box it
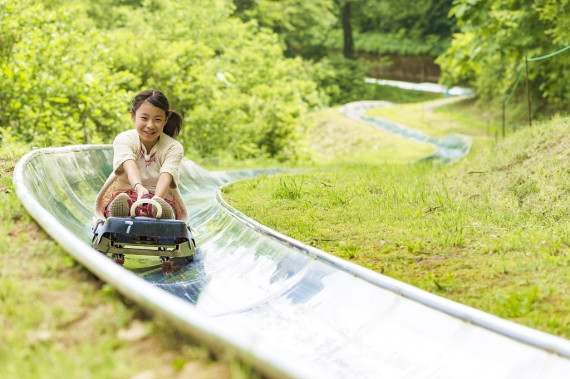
[223,102,570,338]
[304,105,436,166]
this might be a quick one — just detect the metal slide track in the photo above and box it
[14,144,570,378]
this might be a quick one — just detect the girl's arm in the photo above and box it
[122,159,149,200]
[123,160,173,200]
[153,172,173,199]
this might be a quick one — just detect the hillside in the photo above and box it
[223,112,570,338]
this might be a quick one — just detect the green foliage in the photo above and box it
[353,0,454,39]
[350,0,453,56]
[0,0,131,146]
[97,1,333,164]
[233,0,454,59]
[323,31,450,56]
[231,0,454,107]
[233,0,336,58]
[312,56,396,105]
[312,56,445,105]
[151,16,325,160]
[437,0,570,111]
[312,56,372,105]
[0,0,326,160]
[356,33,449,56]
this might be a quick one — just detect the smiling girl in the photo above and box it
[94,89,187,221]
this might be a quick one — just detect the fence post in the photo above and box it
[524,56,532,125]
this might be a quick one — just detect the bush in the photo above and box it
[0,0,327,161]
[436,0,569,113]
[0,0,132,146]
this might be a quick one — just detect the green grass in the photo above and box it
[0,144,257,379]
[192,85,442,171]
[367,96,498,154]
[305,106,436,166]
[365,82,444,104]
[223,104,570,338]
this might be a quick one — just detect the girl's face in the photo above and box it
[131,100,167,150]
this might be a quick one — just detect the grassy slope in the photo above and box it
[305,106,436,166]
[367,96,496,155]
[223,104,570,338]
[0,145,254,378]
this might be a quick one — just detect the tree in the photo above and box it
[233,0,455,58]
[231,0,337,59]
[337,0,354,59]
[0,0,327,160]
[0,0,130,146]
[437,0,569,110]
[353,0,454,39]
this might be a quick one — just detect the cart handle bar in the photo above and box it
[130,198,162,218]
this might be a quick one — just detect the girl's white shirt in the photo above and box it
[115,141,167,198]
[94,129,187,221]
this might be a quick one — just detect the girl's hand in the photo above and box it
[133,184,150,216]
[135,183,150,201]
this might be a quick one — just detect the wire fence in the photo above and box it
[501,45,570,137]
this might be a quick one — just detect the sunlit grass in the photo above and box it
[306,106,436,166]
[367,96,498,154]
[223,110,570,338]
[195,85,443,171]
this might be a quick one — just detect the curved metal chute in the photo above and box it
[14,145,570,378]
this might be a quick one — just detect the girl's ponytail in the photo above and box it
[164,110,183,138]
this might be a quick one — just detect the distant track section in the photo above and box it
[14,145,570,378]
[365,78,473,96]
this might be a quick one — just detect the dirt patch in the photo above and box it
[8,216,42,236]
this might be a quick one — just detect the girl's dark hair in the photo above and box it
[130,89,183,138]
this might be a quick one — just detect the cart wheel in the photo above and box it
[112,253,125,265]
[185,255,194,263]
[160,256,172,267]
